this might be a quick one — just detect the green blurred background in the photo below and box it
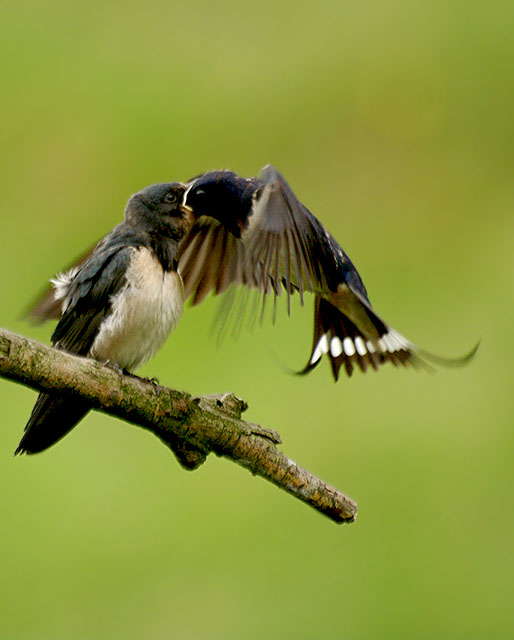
[1,1,512,638]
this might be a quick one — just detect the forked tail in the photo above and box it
[299,296,478,381]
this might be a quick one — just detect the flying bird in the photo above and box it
[179,165,476,378]
[17,182,194,454]
[25,166,476,452]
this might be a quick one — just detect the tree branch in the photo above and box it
[0,327,357,524]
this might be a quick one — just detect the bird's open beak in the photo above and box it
[180,180,196,214]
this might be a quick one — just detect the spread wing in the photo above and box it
[238,166,478,376]
[242,165,371,303]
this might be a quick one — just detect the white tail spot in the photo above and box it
[354,336,367,356]
[343,337,356,356]
[330,337,343,357]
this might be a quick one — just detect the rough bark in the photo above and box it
[0,327,357,524]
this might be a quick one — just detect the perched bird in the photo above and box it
[26,166,476,453]
[16,182,194,454]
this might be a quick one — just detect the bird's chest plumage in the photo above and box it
[91,247,184,371]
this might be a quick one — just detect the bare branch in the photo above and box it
[0,327,357,524]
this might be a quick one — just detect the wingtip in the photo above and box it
[258,164,281,184]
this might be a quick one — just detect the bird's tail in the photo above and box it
[304,296,472,380]
[299,296,478,381]
[299,296,414,380]
[15,393,90,455]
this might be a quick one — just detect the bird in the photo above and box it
[16,182,194,455]
[25,166,476,453]
[179,165,477,379]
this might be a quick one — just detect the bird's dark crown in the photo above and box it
[185,171,260,237]
[125,182,189,240]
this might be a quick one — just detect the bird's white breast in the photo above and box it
[91,247,184,371]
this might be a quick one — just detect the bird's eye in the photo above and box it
[165,192,177,203]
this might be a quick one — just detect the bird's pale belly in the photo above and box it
[91,247,184,371]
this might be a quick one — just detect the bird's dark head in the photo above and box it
[184,171,260,238]
[126,182,194,240]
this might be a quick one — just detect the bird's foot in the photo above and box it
[104,363,160,394]
[104,360,125,377]
[142,376,161,395]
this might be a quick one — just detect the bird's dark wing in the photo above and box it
[51,242,132,354]
[242,165,369,302]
